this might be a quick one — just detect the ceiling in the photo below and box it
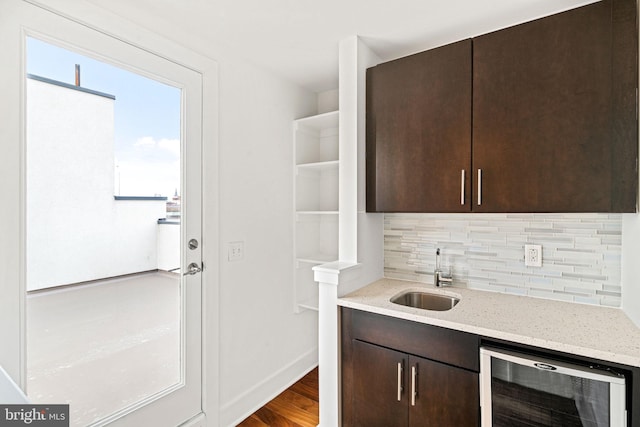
[86,0,597,92]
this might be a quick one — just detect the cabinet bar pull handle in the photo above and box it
[477,169,482,206]
[460,170,465,205]
[397,362,403,401]
[411,365,417,406]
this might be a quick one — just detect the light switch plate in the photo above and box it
[228,241,244,262]
[525,244,542,267]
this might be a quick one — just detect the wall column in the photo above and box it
[313,262,361,427]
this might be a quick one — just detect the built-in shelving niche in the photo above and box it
[293,110,339,312]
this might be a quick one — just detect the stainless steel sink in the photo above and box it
[390,291,459,311]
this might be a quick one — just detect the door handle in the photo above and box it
[460,169,465,205]
[397,362,403,401]
[183,262,202,276]
[477,169,482,206]
[411,365,417,406]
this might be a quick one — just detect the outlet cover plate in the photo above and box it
[525,244,542,267]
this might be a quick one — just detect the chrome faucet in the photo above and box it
[434,248,453,287]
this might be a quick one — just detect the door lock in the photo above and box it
[188,239,199,250]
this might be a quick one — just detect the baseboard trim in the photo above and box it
[179,412,206,427]
[220,347,318,427]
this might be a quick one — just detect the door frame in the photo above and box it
[0,0,220,425]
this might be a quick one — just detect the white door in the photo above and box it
[0,2,206,426]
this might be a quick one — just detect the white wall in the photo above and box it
[336,36,386,293]
[26,78,166,291]
[317,89,338,114]
[217,57,317,425]
[157,222,180,272]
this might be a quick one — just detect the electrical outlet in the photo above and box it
[525,244,542,267]
[228,241,244,262]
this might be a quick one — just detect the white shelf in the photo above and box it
[295,111,339,165]
[295,110,339,130]
[298,296,319,312]
[296,160,339,171]
[296,210,339,215]
[296,253,338,265]
[293,109,339,314]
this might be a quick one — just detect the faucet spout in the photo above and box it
[434,248,452,287]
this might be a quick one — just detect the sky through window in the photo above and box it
[27,37,181,197]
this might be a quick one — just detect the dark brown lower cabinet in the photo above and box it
[342,308,480,427]
[352,341,408,426]
[352,340,479,427]
[409,352,479,426]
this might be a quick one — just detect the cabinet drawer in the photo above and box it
[344,307,479,372]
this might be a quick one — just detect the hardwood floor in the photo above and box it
[236,367,319,427]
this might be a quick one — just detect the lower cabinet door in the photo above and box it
[353,340,409,427]
[351,340,479,426]
[409,355,479,427]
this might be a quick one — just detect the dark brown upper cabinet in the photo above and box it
[473,0,637,212]
[366,0,638,213]
[366,39,472,213]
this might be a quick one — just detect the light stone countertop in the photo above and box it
[337,278,640,368]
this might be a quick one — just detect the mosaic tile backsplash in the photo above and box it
[384,213,622,307]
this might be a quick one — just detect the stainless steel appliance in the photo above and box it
[480,347,627,426]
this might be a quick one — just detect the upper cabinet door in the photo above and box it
[367,39,472,213]
[472,0,637,212]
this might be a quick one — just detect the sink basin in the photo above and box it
[390,291,460,311]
